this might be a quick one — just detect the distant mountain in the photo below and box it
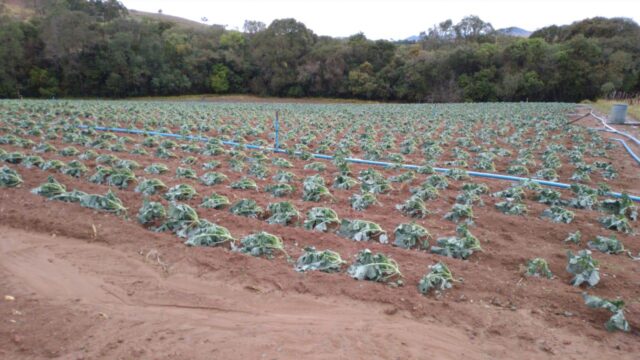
[497,27,532,37]
[403,26,530,42]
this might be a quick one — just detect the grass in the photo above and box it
[591,100,640,121]
[129,94,379,104]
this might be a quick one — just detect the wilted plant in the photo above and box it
[145,163,169,174]
[200,192,230,209]
[176,167,198,180]
[599,214,632,233]
[588,235,624,254]
[61,160,88,178]
[418,262,453,295]
[302,175,332,201]
[265,201,300,225]
[0,166,22,187]
[155,202,200,237]
[21,155,44,169]
[444,204,474,223]
[230,177,258,190]
[200,172,228,186]
[137,200,166,225]
[107,168,136,189]
[350,192,378,211]
[565,230,581,244]
[431,224,481,259]
[229,198,264,218]
[333,174,359,190]
[31,176,66,198]
[525,258,553,278]
[393,223,431,250]
[496,199,528,215]
[347,249,402,283]
[295,247,345,273]
[338,219,388,243]
[264,183,294,197]
[304,207,340,232]
[79,189,127,215]
[566,250,600,287]
[184,222,235,247]
[541,206,574,223]
[135,178,167,196]
[164,184,197,201]
[396,196,429,218]
[582,293,629,332]
[237,231,286,258]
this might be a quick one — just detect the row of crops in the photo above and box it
[0,100,637,332]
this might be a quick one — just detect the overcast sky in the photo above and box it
[120,0,640,40]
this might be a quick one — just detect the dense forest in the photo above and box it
[1,0,639,102]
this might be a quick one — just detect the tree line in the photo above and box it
[0,0,639,102]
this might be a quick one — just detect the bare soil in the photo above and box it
[0,111,639,359]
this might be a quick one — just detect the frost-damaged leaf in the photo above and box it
[51,189,88,203]
[31,176,66,197]
[599,193,637,221]
[200,172,228,186]
[396,196,430,218]
[135,178,167,196]
[304,207,340,232]
[566,250,600,287]
[598,214,632,234]
[184,221,235,247]
[582,293,630,332]
[164,184,197,201]
[41,159,65,171]
[137,200,166,225]
[107,168,137,189]
[347,249,402,283]
[525,258,553,278]
[266,201,300,225]
[175,167,197,180]
[145,163,169,174]
[155,202,200,237]
[79,189,127,215]
[350,192,378,211]
[431,224,481,260]
[229,198,264,218]
[230,177,258,190]
[393,223,431,250]
[295,247,345,273]
[21,155,44,169]
[588,235,624,254]
[444,204,474,223]
[495,199,528,215]
[89,165,114,184]
[61,160,88,178]
[200,193,230,209]
[338,219,388,243]
[541,206,574,224]
[236,231,286,258]
[302,175,332,201]
[333,174,359,190]
[418,262,453,295]
[565,230,581,244]
[264,183,294,197]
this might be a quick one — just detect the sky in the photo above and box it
[120,0,640,40]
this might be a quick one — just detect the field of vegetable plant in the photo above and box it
[1,99,639,358]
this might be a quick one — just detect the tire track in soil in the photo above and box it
[0,226,501,360]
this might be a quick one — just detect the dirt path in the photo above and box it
[0,226,509,359]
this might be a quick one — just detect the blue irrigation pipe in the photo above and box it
[77,125,640,202]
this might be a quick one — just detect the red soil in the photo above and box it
[0,111,639,359]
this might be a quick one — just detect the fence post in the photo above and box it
[274,110,280,150]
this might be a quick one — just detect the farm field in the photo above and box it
[1,100,639,359]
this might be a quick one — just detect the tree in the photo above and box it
[210,63,230,93]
